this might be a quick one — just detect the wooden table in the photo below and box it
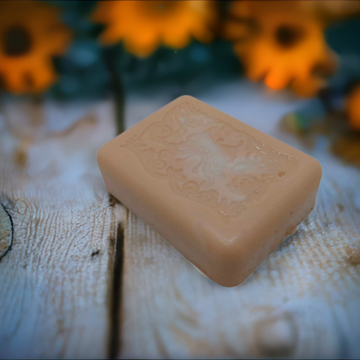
[1,81,359,358]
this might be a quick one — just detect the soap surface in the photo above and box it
[97,96,322,287]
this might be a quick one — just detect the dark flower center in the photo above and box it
[4,25,32,56]
[275,25,305,48]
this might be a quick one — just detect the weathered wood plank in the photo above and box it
[0,99,125,358]
[119,83,360,358]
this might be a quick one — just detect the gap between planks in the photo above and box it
[108,199,127,358]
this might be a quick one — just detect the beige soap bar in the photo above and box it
[97,96,322,287]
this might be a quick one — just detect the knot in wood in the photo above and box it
[254,313,297,357]
[0,204,13,258]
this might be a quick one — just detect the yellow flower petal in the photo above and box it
[0,0,71,94]
[163,27,192,49]
[225,0,338,97]
[92,0,216,57]
[223,20,251,41]
[265,69,292,90]
[346,85,360,130]
[124,30,160,58]
[2,69,27,94]
[291,76,325,98]
[29,58,57,93]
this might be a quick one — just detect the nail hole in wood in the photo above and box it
[91,249,100,258]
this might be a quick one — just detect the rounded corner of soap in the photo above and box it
[96,141,119,170]
[310,156,323,182]
[96,144,106,166]
[212,236,246,263]
[215,278,243,288]
[315,158,323,177]
[174,94,197,104]
[208,263,249,288]
[299,153,322,184]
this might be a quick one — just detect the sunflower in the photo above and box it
[0,1,71,94]
[224,1,338,97]
[345,84,360,130]
[92,1,216,57]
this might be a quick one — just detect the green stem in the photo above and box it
[103,48,125,135]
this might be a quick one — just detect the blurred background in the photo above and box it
[0,0,360,144]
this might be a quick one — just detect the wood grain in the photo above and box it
[119,87,360,358]
[0,99,126,358]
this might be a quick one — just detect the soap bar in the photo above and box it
[97,96,322,287]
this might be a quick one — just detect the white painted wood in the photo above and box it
[0,98,126,358]
[2,81,358,358]
[120,81,360,358]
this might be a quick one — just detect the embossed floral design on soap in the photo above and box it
[123,102,299,221]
